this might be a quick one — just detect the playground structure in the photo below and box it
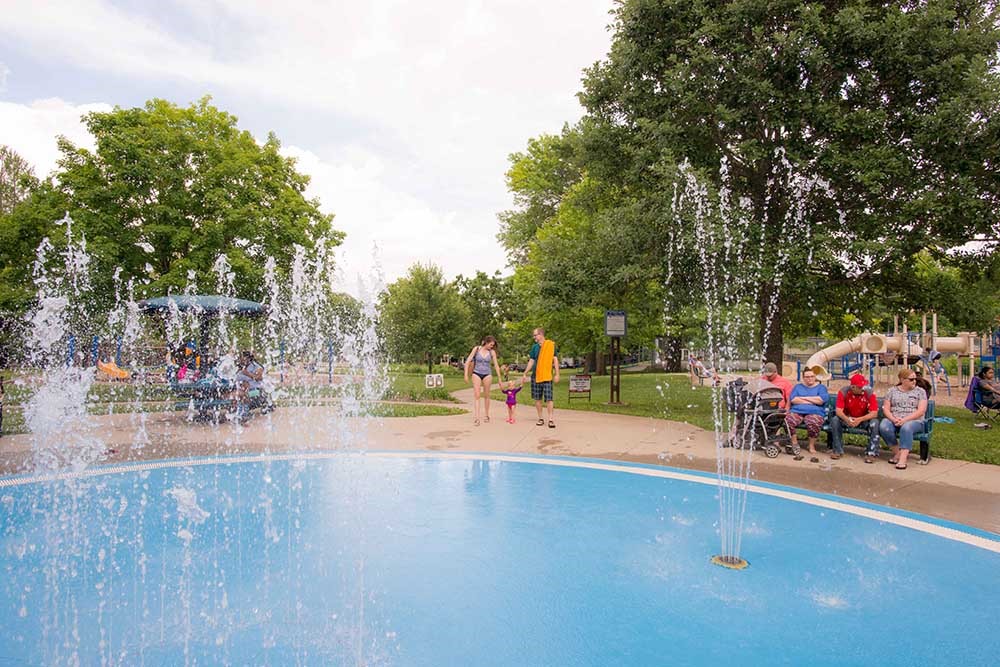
[96,359,130,381]
[802,313,1000,395]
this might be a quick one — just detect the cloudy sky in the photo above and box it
[0,0,614,294]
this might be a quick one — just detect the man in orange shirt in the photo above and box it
[522,328,560,428]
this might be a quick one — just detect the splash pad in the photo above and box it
[2,452,999,665]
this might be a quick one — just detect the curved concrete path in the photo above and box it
[2,387,998,533]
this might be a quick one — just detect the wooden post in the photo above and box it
[609,337,622,404]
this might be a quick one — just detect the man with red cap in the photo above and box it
[830,373,880,463]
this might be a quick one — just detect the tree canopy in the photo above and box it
[501,0,1000,366]
[0,97,341,316]
[0,145,37,217]
[455,270,521,356]
[379,263,471,372]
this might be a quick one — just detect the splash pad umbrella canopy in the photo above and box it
[138,294,267,351]
[137,294,267,317]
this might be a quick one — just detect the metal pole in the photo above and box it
[327,339,334,384]
[280,339,285,383]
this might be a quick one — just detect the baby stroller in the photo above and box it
[724,378,790,458]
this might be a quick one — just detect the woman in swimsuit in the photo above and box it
[464,335,503,425]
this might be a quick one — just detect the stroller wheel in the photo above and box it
[764,444,781,459]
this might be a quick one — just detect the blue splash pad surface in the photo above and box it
[1,453,998,666]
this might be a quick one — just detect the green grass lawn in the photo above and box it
[386,372,467,403]
[510,372,1000,465]
[371,403,466,418]
[513,372,717,430]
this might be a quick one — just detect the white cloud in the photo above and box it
[0,0,615,289]
[284,144,509,295]
[0,99,112,177]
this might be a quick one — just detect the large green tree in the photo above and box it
[578,0,1000,362]
[0,97,340,315]
[499,125,673,371]
[0,145,38,216]
[379,263,471,372]
[454,270,520,355]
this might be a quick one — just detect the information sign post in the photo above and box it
[605,310,627,405]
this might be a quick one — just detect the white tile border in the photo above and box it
[3,451,998,555]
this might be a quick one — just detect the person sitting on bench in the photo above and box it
[879,368,928,470]
[689,355,720,387]
[830,374,880,463]
[784,369,829,462]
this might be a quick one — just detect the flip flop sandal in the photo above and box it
[829,453,842,460]
[864,456,875,464]
[474,419,480,426]
[895,463,908,470]
[536,419,545,426]
[888,458,898,465]
[548,420,556,428]
[810,457,820,463]
[793,454,805,461]
[484,416,490,423]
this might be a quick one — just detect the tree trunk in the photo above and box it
[427,352,433,374]
[660,336,682,372]
[759,285,784,367]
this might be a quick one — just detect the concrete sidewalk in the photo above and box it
[2,387,998,533]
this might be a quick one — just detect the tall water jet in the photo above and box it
[669,155,835,567]
[24,214,103,472]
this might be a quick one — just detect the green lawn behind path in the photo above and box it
[516,372,1000,466]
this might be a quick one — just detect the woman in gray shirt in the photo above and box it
[879,368,928,470]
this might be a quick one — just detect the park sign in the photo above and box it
[605,310,627,337]
[568,373,592,402]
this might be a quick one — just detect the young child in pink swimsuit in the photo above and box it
[502,379,523,423]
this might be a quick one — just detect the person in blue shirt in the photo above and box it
[783,369,829,462]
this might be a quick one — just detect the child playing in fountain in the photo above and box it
[502,377,523,423]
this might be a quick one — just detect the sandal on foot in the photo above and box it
[829,453,842,460]
[536,419,545,426]
[548,420,556,428]
[895,463,907,470]
[864,456,875,464]
[474,419,480,426]
[793,454,805,461]
[888,458,898,465]
[484,416,490,423]
[810,457,820,463]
